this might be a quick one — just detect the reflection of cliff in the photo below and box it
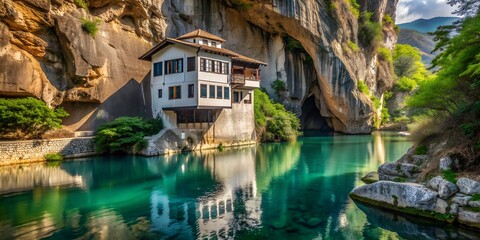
[0,163,83,194]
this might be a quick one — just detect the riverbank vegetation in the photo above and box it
[0,98,68,139]
[94,117,163,154]
[254,89,301,142]
[406,4,480,168]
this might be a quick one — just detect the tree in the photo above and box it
[447,0,480,17]
[392,44,430,92]
[0,97,68,139]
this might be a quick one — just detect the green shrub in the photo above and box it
[377,47,393,63]
[415,145,428,155]
[396,76,417,92]
[45,153,63,162]
[358,80,370,96]
[347,41,360,53]
[0,97,69,139]
[254,89,301,142]
[231,0,252,10]
[284,36,303,52]
[382,14,394,26]
[442,170,458,183]
[81,18,101,37]
[94,117,163,154]
[74,0,89,11]
[348,0,360,18]
[394,116,410,123]
[358,11,383,49]
[271,79,287,97]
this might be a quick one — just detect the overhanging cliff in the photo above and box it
[0,0,397,133]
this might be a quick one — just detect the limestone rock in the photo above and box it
[457,178,480,195]
[378,162,421,179]
[451,193,472,207]
[433,198,449,214]
[350,181,438,211]
[469,201,480,208]
[439,156,453,171]
[361,171,379,184]
[428,176,444,190]
[458,209,480,228]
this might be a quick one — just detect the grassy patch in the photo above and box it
[465,206,480,212]
[81,18,101,37]
[415,145,428,155]
[471,194,480,201]
[377,47,393,63]
[358,80,370,96]
[74,0,89,11]
[393,177,407,182]
[348,0,360,18]
[44,153,63,162]
[347,41,359,53]
[231,0,252,10]
[271,79,287,97]
[442,170,458,183]
[358,11,383,49]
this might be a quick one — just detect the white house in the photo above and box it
[139,30,267,144]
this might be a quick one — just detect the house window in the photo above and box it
[158,89,162,98]
[233,91,240,103]
[221,62,228,74]
[188,84,194,98]
[211,42,217,47]
[244,92,252,104]
[165,59,183,75]
[203,39,208,45]
[209,85,215,98]
[224,87,230,99]
[214,61,221,73]
[153,62,163,76]
[200,58,206,71]
[217,86,223,99]
[169,86,181,99]
[187,57,195,72]
[200,84,207,98]
[206,59,213,72]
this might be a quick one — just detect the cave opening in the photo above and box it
[300,95,334,136]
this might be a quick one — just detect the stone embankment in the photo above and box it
[0,137,95,165]
[351,149,480,230]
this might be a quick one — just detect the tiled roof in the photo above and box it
[177,29,226,42]
[139,37,267,66]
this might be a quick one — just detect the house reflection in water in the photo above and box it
[149,147,262,239]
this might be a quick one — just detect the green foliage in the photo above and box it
[471,194,480,201]
[81,18,100,37]
[0,97,69,139]
[415,145,428,155]
[271,79,287,97]
[44,153,63,162]
[377,47,393,63]
[347,41,359,53]
[358,11,383,49]
[393,177,407,182]
[94,117,163,154]
[217,143,224,152]
[326,0,338,15]
[348,0,360,18]
[231,0,252,10]
[442,170,458,183]
[396,76,418,92]
[357,80,370,96]
[284,36,303,52]
[254,89,301,142]
[74,0,89,11]
[383,14,394,26]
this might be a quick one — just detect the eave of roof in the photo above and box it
[177,29,226,42]
[139,38,267,66]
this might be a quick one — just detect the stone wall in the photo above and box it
[0,137,96,165]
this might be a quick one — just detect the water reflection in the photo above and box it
[0,134,478,239]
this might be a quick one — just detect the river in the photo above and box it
[1,133,479,239]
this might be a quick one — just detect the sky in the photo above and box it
[396,0,458,23]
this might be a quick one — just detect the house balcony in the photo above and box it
[229,74,260,89]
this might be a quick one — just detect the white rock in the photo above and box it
[428,176,444,191]
[458,209,480,228]
[438,180,458,199]
[350,181,438,211]
[457,178,480,195]
[451,193,472,206]
[439,156,453,171]
[434,198,449,214]
[469,201,480,208]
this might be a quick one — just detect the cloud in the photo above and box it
[396,0,457,23]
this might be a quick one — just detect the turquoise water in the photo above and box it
[1,133,479,239]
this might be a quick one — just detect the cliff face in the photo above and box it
[0,0,397,133]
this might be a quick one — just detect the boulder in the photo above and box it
[451,193,472,207]
[361,172,379,184]
[428,176,443,190]
[469,201,480,208]
[378,162,421,178]
[438,180,458,199]
[458,209,480,228]
[350,181,438,211]
[457,178,480,195]
[433,198,449,214]
[439,156,453,171]
[411,155,429,166]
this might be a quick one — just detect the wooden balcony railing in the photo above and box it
[229,74,258,85]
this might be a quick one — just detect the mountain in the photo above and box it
[398,29,436,64]
[398,17,460,33]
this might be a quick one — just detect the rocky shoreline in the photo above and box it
[350,148,480,230]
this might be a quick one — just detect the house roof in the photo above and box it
[177,29,226,42]
[139,36,268,66]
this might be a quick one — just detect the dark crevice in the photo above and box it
[300,95,334,136]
